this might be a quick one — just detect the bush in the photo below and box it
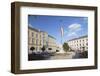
[30,47,35,52]
[56,50,59,52]
[81,51,88,58]
[48,48,52,50]
[41,46,46,52]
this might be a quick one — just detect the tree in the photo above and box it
[30,47,35,52]
[82,47,85,51]
[56,50,59,52]
[48,48,52,50]
[81,51,88,58]
[41,46,46,52]
[63,43,69,52]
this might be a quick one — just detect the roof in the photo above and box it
[28,26,55,39]
[48,35,56,39]
[28,26,39,32]
[67,35,88,42]
[28,26,47,33]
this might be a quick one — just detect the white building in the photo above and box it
[67,35,88,52]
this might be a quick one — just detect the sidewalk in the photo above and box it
[49,52,75,60]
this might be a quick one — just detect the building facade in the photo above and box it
[28,26,58,54]
[67,35,88,52]
[48,35,57,52]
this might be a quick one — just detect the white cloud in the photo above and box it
[67,32,77,37]
[64,23,82,38]
[76,28,82,31]
[68,23,81,32]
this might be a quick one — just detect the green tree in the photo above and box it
[56,50,59,52]
[30,47,35,52]
[63,43,69,52]
[41,46,46,52]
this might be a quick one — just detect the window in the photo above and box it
[36,39,38,45]
[36,34,38,38]
[40,40,41,43]
[40,35,41,38]
[74,41,76,43]
[43,33,45,38]
[32,32,34,37]
[32,38,34,44]
[86,43,88,46]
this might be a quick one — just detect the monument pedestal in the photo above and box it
[57,45,65,54]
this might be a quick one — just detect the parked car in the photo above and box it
[28,51,52,60]
[72,51,88,58]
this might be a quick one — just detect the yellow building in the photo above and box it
[48,35,57,53]
[28,26,58,54]
[28,27,41,53]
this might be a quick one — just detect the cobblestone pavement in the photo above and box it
[49,52,75,60]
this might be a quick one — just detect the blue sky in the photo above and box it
[28,15,88,44]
